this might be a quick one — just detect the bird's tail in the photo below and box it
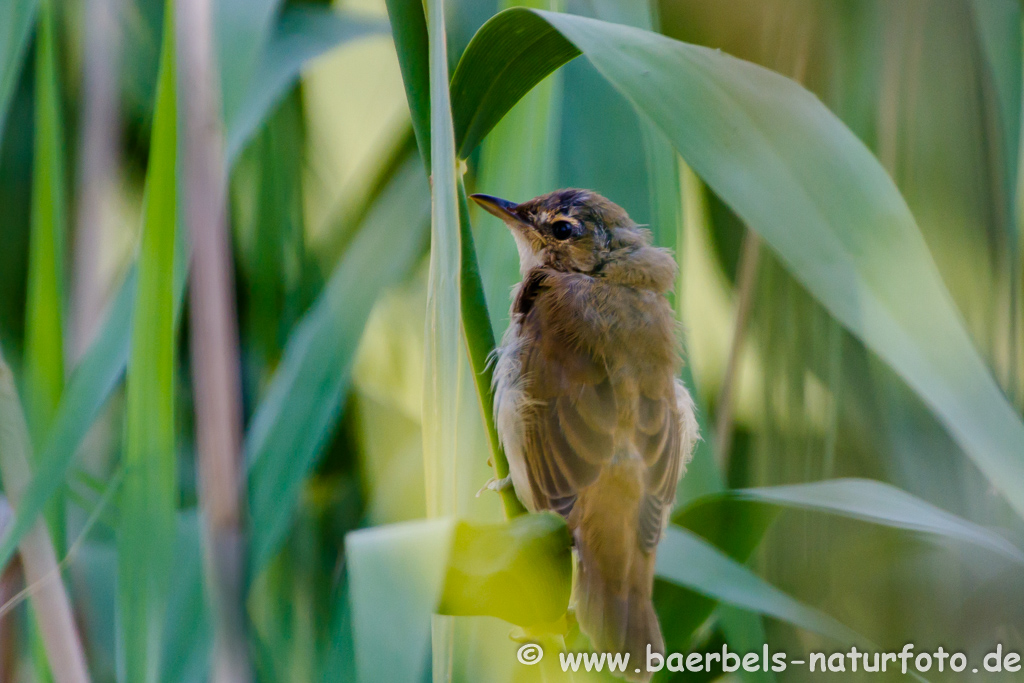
[573,466,663,683]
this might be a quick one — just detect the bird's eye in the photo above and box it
[551,220,574,240]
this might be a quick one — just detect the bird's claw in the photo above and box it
[475,475,512,497]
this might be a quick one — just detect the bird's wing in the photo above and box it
[634,385,684,548]
[517,326,692,541]
[636,381,697,551]
[516,323,616,517]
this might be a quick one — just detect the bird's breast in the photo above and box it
[492,320,538,511]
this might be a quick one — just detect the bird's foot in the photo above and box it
[475,475,512,498]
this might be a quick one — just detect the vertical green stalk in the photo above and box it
[457,184,526,518]
[383,0,430,167]
[24,0,66,546]
[117,0,178,680]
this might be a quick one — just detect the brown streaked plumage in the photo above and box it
[472,189,698,681]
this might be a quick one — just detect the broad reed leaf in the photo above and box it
[0,0,35,142]
[347,514,571,683]
[660,475,1024,650]
[452,9,1024,522]
[246,154,430,572]
[656,527,863,645]
[347,519,453,683]
[23,0,66,541]
[117,0,178,678]
[423,4,462,675]
[438,512,571,625]
[422,0,461,521]
[225,7,388,163]
[702,478,1024,564]
[450,9,579,158]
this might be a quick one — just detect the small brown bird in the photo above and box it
[472,189,698,681]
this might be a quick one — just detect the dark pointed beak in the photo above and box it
[470,194,519,221]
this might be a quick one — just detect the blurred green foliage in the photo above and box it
[0,0,1021,682]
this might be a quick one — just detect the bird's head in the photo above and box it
[471,188,675,290]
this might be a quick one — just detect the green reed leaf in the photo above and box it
[225,6,388,163]
[117,0,178,677]
[471,0,562,337]
[216,0,282,126]
[23,0,64,434]
[422,3,464,677]
[0,0,35,142]
[451,8,1024,524]
[347,513,570,683]
[450,9,579,159]
[246,154,430,572]
[23,0,66,543]
[0,0,347,578]
[438,512,571,625]
[385,0,431,166]
[422,0,461,522]
[657,527,863,645]
[698,478,1024,565]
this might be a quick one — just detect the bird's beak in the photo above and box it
[471,194,521,223]
[471,193,544,265]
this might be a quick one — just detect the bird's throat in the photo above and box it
[512,230,543,276]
